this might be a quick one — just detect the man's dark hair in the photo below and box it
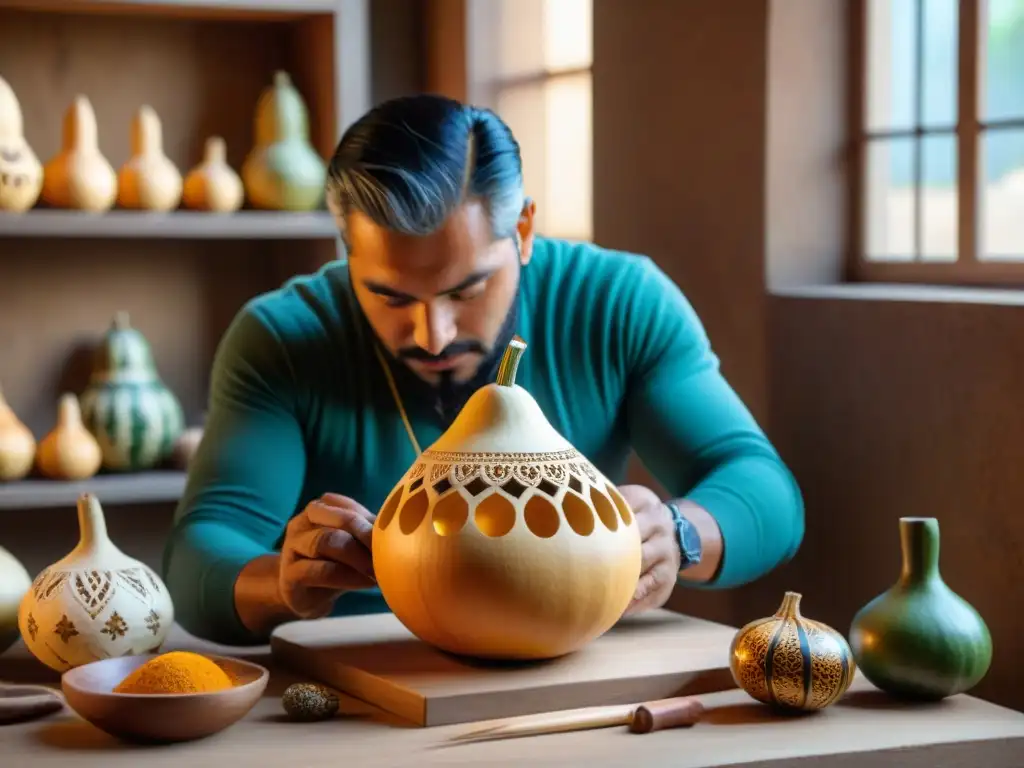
[325,94,525,247]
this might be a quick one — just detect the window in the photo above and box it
[852,0,1024,284]
[465,0,593,241]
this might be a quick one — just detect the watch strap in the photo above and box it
[666,501,703,569]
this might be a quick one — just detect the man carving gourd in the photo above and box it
[162,95,805,644]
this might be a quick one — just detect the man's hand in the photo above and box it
[278,493,377,619]
[618,484,681,616]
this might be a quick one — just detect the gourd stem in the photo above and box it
[899,516,940,585]
[113,311,131,331]
[76,493,108,551]
[495,335,527,387]
[775,591,803,619]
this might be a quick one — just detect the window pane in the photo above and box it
[495,72,593,240]
[865,137,916,260]
[921,134,957,261]
[980,128,1024,259]
[468,0,592,82]
[866,0,918,131]
[983,0,1024,121]
[921,0,958,127]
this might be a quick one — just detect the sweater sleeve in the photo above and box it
[620,258,805,588]
[161,303,307,645]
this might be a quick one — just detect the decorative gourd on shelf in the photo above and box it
[36,393,102,481]
[17,493,174,672]
[41,95,118,212]
[116,105,183,212]
[0,384,36,481]
[0,545,32,654]
[372,336,642,660]
[729,591,856,711]
[78,312,184,472]
[0,74,44,213]
[183,136,243,213]
[849,517,992,701]
[241,71,326,211]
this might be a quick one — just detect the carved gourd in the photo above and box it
[78,312,184,471]
[373,336,642,660]
[117,105,183,211]
[18,493,174,672]
[36,393,102,481]
[41,96,117,212]
[183,137,243,213]
[0,384,36,481]
[241,71,326,211]
[0,75,43,213]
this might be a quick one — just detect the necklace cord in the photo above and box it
[374,343,423,457]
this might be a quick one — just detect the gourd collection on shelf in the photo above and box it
[0,311,200,484]
[0,70,327,214]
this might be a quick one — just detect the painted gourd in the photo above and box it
[849,517,992,701]
[730,591,856,711]
[0,383,36,481]
[36,393,103,481]
[18,493,174,672]
[241,71,326,211]
[183,136,243,213]
[78,312,184,472]
[117,105,183,212]
[0,74,44,213]
[41,95,118,212]
[0,545,32,654]
[373,336,642,660]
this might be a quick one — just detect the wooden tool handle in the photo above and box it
[629,696,705,734]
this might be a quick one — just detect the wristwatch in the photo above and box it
[665,501,703,571]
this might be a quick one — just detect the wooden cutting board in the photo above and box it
[270,608,739,726]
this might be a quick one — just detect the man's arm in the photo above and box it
[621,258,805,588]
[161,303,306,645]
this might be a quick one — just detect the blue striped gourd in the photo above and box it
[79,312,184,471]
[729,591,856,711]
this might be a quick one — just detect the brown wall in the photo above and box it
[593,0,1022,713]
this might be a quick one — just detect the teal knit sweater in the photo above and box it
[162,237,804,644]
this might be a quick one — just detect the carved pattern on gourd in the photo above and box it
[732,615,854,710]
[54,614,79,644]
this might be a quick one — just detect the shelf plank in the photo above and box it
[0,211,340,240]
[0,0,338,21]
[0,471,187,510]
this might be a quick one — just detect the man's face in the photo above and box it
[346,199,535,386]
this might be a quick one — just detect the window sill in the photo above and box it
[769,282,1024,307]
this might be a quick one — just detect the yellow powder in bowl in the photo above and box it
[113,651,234,695]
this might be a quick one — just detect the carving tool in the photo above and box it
[445,695,706,743]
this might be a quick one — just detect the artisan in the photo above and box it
[162,94,805,645]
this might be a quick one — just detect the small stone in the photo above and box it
[281,682,340,722]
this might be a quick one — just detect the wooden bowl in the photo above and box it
[61,653,269,743]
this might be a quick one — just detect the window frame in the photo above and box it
[848,0,1024,286]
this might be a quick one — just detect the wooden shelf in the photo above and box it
[0,0,339,21]
[0,471,187,511]
[0,211,339,240]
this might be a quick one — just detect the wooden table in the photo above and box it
[2,623,1023,767]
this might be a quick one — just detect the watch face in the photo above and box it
[668,503,702,565]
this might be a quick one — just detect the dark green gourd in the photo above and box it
[79,312,184,472]
[849,517,992,701]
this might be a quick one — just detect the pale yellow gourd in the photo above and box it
[0,384,36,481]
[36,393,102,481]
[0,75,43,213]
[373,337,642,661]
[42,96,117,212]
[0,545,32,655]
[183,136,243,213]
[117,105,183,211]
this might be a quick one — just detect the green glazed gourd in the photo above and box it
[849,517,992,701]
[241,71,326,211]
[78,312,185,472]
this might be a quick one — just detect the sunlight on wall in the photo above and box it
[466,0,593,241]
